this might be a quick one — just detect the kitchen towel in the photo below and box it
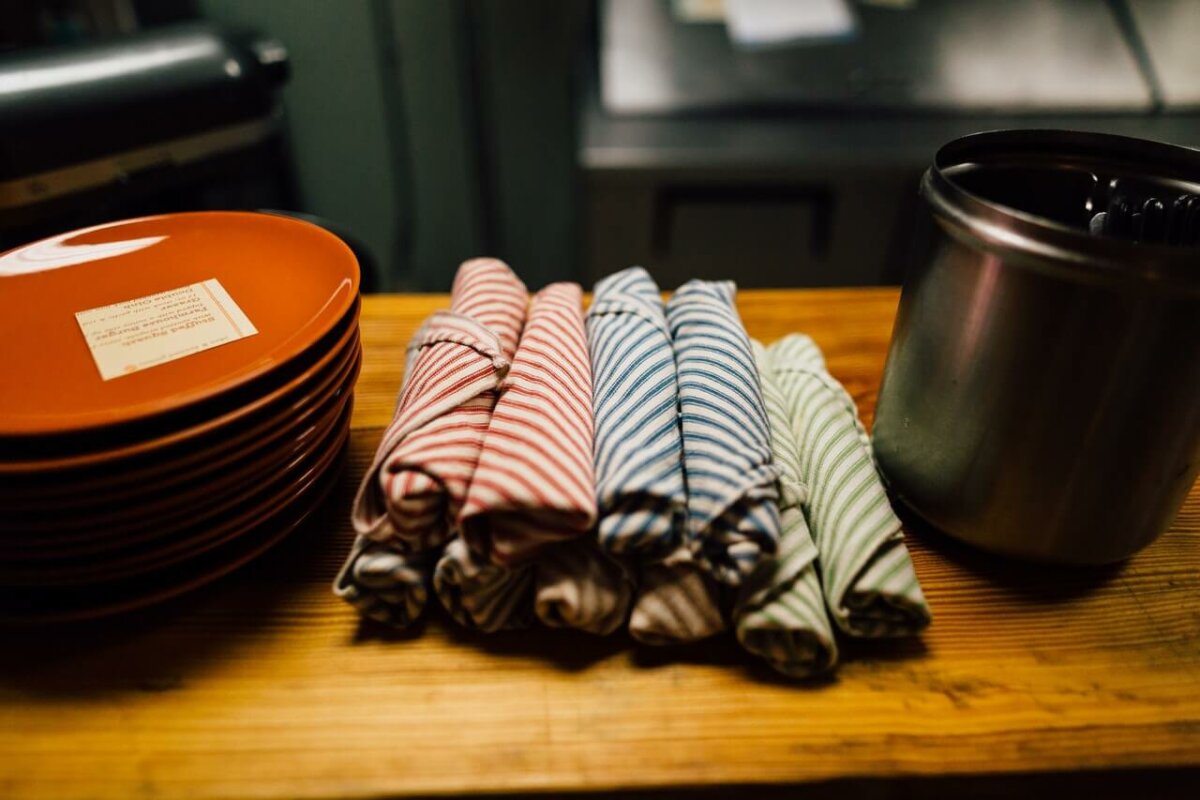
[586,267,687,558]
[334,538,431,627]
[666,279,781,586]
[434,538,533,632]
[534,538,633,635]
[460,282,597,566]
[629,545,726,645]
[336,320,440,626]
[351,258,527,552]
[767,334,931,637]
[734,340,838,677]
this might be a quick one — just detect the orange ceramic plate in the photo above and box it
[0,397,352,585]
[0,351,357,542]
[0,297,360,474]
[0,212,359,437]
[0,394,343,555]
[0,332,360,510]
[0,449,346,624]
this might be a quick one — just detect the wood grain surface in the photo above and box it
[1,289,1198,799]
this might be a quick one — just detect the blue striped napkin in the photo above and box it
[666,280,781,586]
[629,545,726,645]
[586,267,687,557]
[766,334,931,637]
[734,340,838,677]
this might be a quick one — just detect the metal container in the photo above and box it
[873,130,1200,564]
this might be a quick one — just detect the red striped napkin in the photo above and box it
[434,538,534,632]
[352,259,527,552]
[459,282,597,566]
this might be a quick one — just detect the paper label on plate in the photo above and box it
[75,279,258,381]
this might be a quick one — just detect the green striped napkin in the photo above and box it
[766,335,931,637]
[734,341,838,677]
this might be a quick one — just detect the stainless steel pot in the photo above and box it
[873,130,1200,564]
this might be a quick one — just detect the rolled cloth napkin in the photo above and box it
[351,258,527,552]
[434,538,534,632]
[534,538,632,635]
[734,340,838,677]
[335,323,440,626]
[665,279,781,586]
[628,545,726,645]
[586,267,687,558]
[334,538,432,627]
[460,282,597,566]
[587,267,715,643]
[766,334,931,637]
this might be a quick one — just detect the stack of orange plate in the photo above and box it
[0,212,361,622]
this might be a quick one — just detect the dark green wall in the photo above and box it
[200,0,589,291]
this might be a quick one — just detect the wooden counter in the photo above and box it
[1,289,1198,799]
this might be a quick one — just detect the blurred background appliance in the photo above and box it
[0,17,293,250]
[0,1,386,289]
[3,1,1200,291]
[585,0,1200,288]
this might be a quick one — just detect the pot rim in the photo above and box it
[926,129,1200,293]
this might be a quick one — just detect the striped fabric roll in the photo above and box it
[629,546,726,645]
[534,538,633,635]
[351,258,527,552]
[336,325,436,627]
[586,267,687,557]
[334,538,430,627]
[666,280,781,586]
[766,334,931,637]
[734,340,838,677]
[434,538,533,632]
[460,283,597,566]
